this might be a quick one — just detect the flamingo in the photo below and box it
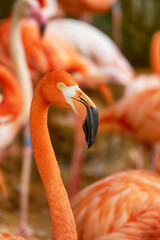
[1,70,160,240]
[0,0,47,236]
[99,73,160,170]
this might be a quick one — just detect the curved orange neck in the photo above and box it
[0,66,22,118]
[30,82,78,240]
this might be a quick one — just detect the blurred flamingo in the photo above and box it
[99,73,160,170]
[1,70,160,240]
[0,0,47,236]
[46,18,135,87]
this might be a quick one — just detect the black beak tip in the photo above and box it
[87,140,93,149]
[83,107,99,149]
[40,23,46,36]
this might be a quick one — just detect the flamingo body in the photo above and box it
[46,18,135,86]
[72,169,160,240]
[99,74,160,145]
[0,233,25,240]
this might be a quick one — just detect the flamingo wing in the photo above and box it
[72,169,160,240]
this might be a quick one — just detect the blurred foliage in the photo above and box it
[0,0,13,19]
[92,12,112,37]
[1,0,160,67]
[93,0,160,67]
[121,0,160,67]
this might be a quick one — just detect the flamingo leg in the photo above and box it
[98,82,114,104]
[0,142,19,164]
[68,117,87,199]
[112,1,122,49]
[134,143,144,169]
[0,167,8,197]
[147,143,160,172]
[19,122,33,237]
[0,149,7,164]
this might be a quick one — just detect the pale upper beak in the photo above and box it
[71,89,98,148]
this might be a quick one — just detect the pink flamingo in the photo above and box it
[99,73,160,170]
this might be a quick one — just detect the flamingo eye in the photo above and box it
[57,83,65,89]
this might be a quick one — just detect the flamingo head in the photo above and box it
[13,0,47,35]
[41,70,99,148]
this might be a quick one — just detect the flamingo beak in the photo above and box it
[40,23,46,36]
[30,6,47,36]
[83,105,98,148]
[71,91,98,148]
